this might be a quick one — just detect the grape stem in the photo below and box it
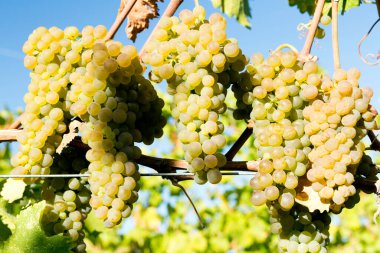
[368,130,380,151]
[139,0,184,58]
[332,0,341,69]
[274,44,299,54]
[299,0,325,59]
[170,178,205,228]
[225,126,253,161]
[104,0,138,40]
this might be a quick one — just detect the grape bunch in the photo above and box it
[11,25,111,181]
[303,68,377,210]
[142,6,248,183]
[41,146,90,253]
[74,41,161,228]
[13,25,165,248]
[236,48,378,213]
[239,50,328,211]
[269,204,330,253]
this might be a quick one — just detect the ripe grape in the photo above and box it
[142,8,246,183]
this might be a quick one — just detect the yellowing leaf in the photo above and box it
[125,0,163,42]
[0,179,26,203]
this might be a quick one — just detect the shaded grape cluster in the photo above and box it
[269,203,330,253]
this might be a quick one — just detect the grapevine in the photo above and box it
[0,1,380,253]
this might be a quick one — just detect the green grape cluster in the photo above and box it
[13,25,165,233]
[41,146,90,253]
[11,25,110,181]
[75,41,160,228]
[142,6,248,183]
[303,68,377,210]
[237,48,378,213]
[269,204,330,253]
[240,50,326,211]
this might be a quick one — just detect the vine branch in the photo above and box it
[299,0,325,59]
[368,130,380,151]
[104,0,138,40]
[332,0,341,69]
[0,129,379,194]
[225,126,253,161]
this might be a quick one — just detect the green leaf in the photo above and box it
[212,0,252,28]
[211,0,221,8]
[224,0,240,18]
[84,211,107,233]
[288,0,362,16]
[322,3,332,15]
[339,0,361,14]
[237,0,252,28]
[3,201,72,253]
[0,218,11,245]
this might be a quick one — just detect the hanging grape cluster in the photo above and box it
[142,6,248,184]
[235,50,325,211]
[303,68,376,211]
[41,146,90,253]
[13,25,165,251]
[232,48,378,252]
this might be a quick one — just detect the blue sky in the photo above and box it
[0,1,379,111]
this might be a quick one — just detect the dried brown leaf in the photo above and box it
[126,0,163,41]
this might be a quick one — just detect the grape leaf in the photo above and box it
[288,0,364,16]
[3,201,72,253]
[0,179,26,203]
[84,211,107,233]
[211,0,252,28]
[124,0,163,42]
[0,218,11,245]
[339,0,361,14]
